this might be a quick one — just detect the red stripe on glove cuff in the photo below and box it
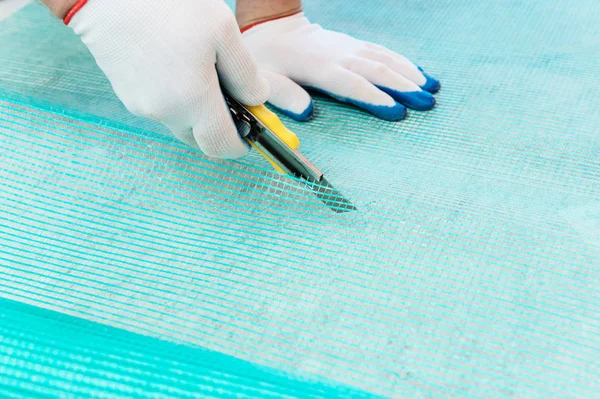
[240,11,302,33]
[63,0,88,25]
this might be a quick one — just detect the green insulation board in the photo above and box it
[0,1,599,397]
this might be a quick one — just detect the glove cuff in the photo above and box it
[63,0,87,25]
[240,11,303,34]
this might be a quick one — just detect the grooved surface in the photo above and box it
[1,1,599,398]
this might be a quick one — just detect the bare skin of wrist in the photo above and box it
[41,0,301,27]
[236,0,302,29]
[41,0,79,19]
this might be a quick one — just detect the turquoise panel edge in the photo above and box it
[0,297,382,398]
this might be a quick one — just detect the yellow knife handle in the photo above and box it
[245,105,300,150]
[245,139,287,174]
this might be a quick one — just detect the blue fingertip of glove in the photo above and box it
[357,99,407,121]
[274,99,315,122]
[420,74,441,94]
[417,66,441,94]
[305,86,407,121]
[376,86,436,111]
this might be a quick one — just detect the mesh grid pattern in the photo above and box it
[1,1,599,397]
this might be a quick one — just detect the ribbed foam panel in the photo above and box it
[1,1,599,397]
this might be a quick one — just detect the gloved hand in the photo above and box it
[242,13,440,122]
[68,0,269,158]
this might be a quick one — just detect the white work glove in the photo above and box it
[242,13,440,122]
[68,0,269,158]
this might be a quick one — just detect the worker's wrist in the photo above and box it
[236,0,302,32]
[40,0,79,19]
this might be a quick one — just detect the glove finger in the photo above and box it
[216,18,270,106]
[362,44,441,93]
[165,125,199,149]
[346,57,435,111]
[263,71,314,121]
[311,67,406,121]
[161,116,200,149]
[192,71,250,159]
[416,66,442,94]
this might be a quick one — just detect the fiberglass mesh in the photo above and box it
[1,0,600,397]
